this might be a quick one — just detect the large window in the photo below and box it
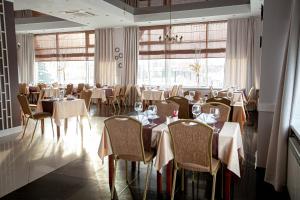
[138,21,227,88]
[34,31,95,84]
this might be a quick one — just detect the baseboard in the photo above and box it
[0,126,22,138]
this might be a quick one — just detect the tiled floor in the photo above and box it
[0,104,289,199]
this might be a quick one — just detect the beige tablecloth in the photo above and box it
[52,99,88,126]
[232,102,247,131]
[98,121,244,177]
[43,88,60,98]
[90,88,107,102]
[142,90,165,101]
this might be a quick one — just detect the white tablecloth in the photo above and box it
[43,88,60,98]
[98,121,244,177]
[52,99,88,126]
[90,88,107,102]
[142,90,165,101]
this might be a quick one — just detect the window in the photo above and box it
[34,31,95,84]
[138,21,227,88]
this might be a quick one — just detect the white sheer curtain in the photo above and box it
[224,17,261,92]
[94,28,116,85]
[265,0,300,191]
[16,34,35,83]
[124,27,138,105]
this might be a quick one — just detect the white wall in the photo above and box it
[256,0,292,168]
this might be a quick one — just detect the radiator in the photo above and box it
[287,137,300,200]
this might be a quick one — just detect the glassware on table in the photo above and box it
[199,98,204,105]
[147,105,157,125]
[134,101,143,121]
[210,107,220,133]
[192,104,201,119]
[189,91,195,101]
[212,90,218,98]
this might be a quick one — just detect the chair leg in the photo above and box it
[181,169,184,191]
[22,118,30,139]
[111,159,118,200]
[211,173,217,200]
[31,120,39,141]
[50,118,55,138]
[171,167,178,200]
[143,161,153,200]
[125,160,129,184]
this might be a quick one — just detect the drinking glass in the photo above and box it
[134,101,143,121]
[212,90,218,98]
[210,107,220,133]
[192,104,201,119]
[147,105,157,125]
[189,91,195,101]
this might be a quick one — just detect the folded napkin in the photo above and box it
[197,113,217,124]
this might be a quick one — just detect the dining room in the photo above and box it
[0,0,299,200]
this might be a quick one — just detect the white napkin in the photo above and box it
[197,113,217,124]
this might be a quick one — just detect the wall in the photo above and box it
[256,0,292,168]
[0,0,20,134]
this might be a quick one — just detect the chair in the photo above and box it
[244,87,257,119]
[206,97,231,107]
[168,96,189,119]
[107,85,122,111]
[19,83,28,95]
[135,85,142,101]
[65,84,73,96]
[120,84,132,107]
[105,116,154,200]
[29,89,45,110]
[170,85,178,97]
[168,120,220,200]
[155,101,179,119]
[76,83,85,97]
[80,90,93,110]
[177,85,183,96]
[84,84,91,89]
[202,102,231,122]
[52,82,59,88]
[37,83,47,91]
[96,83,101,88]
[17,94,54,140]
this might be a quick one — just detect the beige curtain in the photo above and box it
[224,17,261,92]
[265,0,300,191]
[16,34,35,83]
[94,28,116,86]
[124,27,138,105]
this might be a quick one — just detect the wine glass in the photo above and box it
[189,91,195,101]
[147,105,157,125]
[192,104,201,119]
[134,101,143,121]
[210,107,220,133]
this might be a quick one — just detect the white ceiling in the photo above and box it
[14,0,263,33]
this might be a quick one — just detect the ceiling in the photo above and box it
[13,0,263,33]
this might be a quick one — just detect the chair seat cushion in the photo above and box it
[32,112,52,119]
[118,151,154,163]
[178,158,221,174]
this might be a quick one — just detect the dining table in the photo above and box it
[90,88,107,103]
[141,90,165,101]
[42,88,60,98]
[39,98,89,138]
[98,113,244,200]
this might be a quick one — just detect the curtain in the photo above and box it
[224,17,261,92]
[124,27,138,105]
[94,29,116,86]
[264,0,300,191]
[17,34,35,83]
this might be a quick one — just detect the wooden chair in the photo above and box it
[168,120,221,200]
[155,101,179,119]
[168,96,189,119]
[120,84,132,107]
[244,87,257,119]
[84,84,91,89]
[206,97,231,107]
[107,85,122,111]
[135,85,142,101]
[19,83,28,95]
[96,83,101,88]
[170,85,178,97]
[80,90,93,111]
[76,83,85,97]
[105,116,154,200]
[65,84,73,96]
[17,94,54,140]
[201,102,231,122]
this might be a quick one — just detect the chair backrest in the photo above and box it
[135,85,142,97]
[17,94,32,117]
[66,84,73,95]
[201,102,231,122]
[170,85,178,97]
[124,84,132,97]
[113,85,122,98]
[105,116,146,162]
[168,96,189,119]
[37,89,45,102]
[168,120,214,172]
[155,101,180,119]
[177,85,183,96]
[206,97,231,107]
[84,84,91,89]
[96,83,101,88]
[38,83,47,91]
[19,83,28,94]
[52,82,59,88]
[80,90,93,110]
[247,87,255,102]
[194,90,201,101]
[77,83,85,93]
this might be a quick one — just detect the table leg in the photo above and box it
[109,155,114,189]
[224,169,232,200]
[41,119,44,134]
[56,126,60,139]
[157,171,162,194]
[64,118,68,132]
[166,161,173,198]
[131,161,136,171]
